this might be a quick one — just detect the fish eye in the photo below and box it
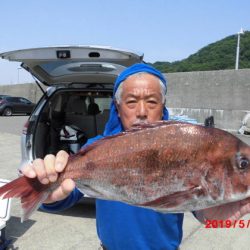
[237,157,249,170]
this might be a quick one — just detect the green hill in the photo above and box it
[151,31,250,72]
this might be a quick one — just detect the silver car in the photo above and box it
[0,46,143,175]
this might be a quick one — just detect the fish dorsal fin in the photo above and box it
[71,120,185,158]
[125,120,183,132]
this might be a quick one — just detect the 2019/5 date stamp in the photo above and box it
[205,219,250,228]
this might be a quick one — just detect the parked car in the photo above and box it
[0,46,143,195]
[0,96,35,116]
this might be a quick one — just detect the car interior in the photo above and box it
[33,89,112,158]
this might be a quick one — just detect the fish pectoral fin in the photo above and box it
[138,186,203,209]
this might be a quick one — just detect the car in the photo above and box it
[0,96,35,116]
[0,45,143,201]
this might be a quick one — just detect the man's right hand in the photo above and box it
[21,150,75,204]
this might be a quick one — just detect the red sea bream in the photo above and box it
[0,121,250,221]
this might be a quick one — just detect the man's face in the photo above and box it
[116,73,165,130]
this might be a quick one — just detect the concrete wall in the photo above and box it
[165,69,250,131]
[0,83,45,103]
[0,69,249,131]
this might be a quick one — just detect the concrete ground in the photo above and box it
[0,116,250,250]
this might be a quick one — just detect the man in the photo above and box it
[22,63,250,250]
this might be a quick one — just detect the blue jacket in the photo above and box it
[41,135,184,250]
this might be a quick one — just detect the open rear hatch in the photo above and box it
[0,45,144,85]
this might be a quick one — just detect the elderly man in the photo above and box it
[23,63,250,250]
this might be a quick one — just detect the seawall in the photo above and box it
[0,69,249,131]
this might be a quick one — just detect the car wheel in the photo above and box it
[3,107,12,116]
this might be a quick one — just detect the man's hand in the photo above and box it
[21,150,75,204]
[195,197,250,224]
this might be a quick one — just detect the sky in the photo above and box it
[0,0,249,85]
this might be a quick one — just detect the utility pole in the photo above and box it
[235,28,244,70]
[17,67,22,84]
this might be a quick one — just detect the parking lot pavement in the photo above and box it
[0,116,28,135]
[0,117,250,249]
[0,132,100,250]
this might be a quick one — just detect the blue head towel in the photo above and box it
[103,63,169,136]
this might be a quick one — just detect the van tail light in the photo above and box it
[22,119,30,135]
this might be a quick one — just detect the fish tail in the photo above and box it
[0,176,50,222]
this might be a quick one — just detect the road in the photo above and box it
[0,116,28,135]
[0,116,100,250]
[0,116,250,250]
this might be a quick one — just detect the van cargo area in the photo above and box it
[31,89,112,159]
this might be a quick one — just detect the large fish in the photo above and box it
[0,121,250,221]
